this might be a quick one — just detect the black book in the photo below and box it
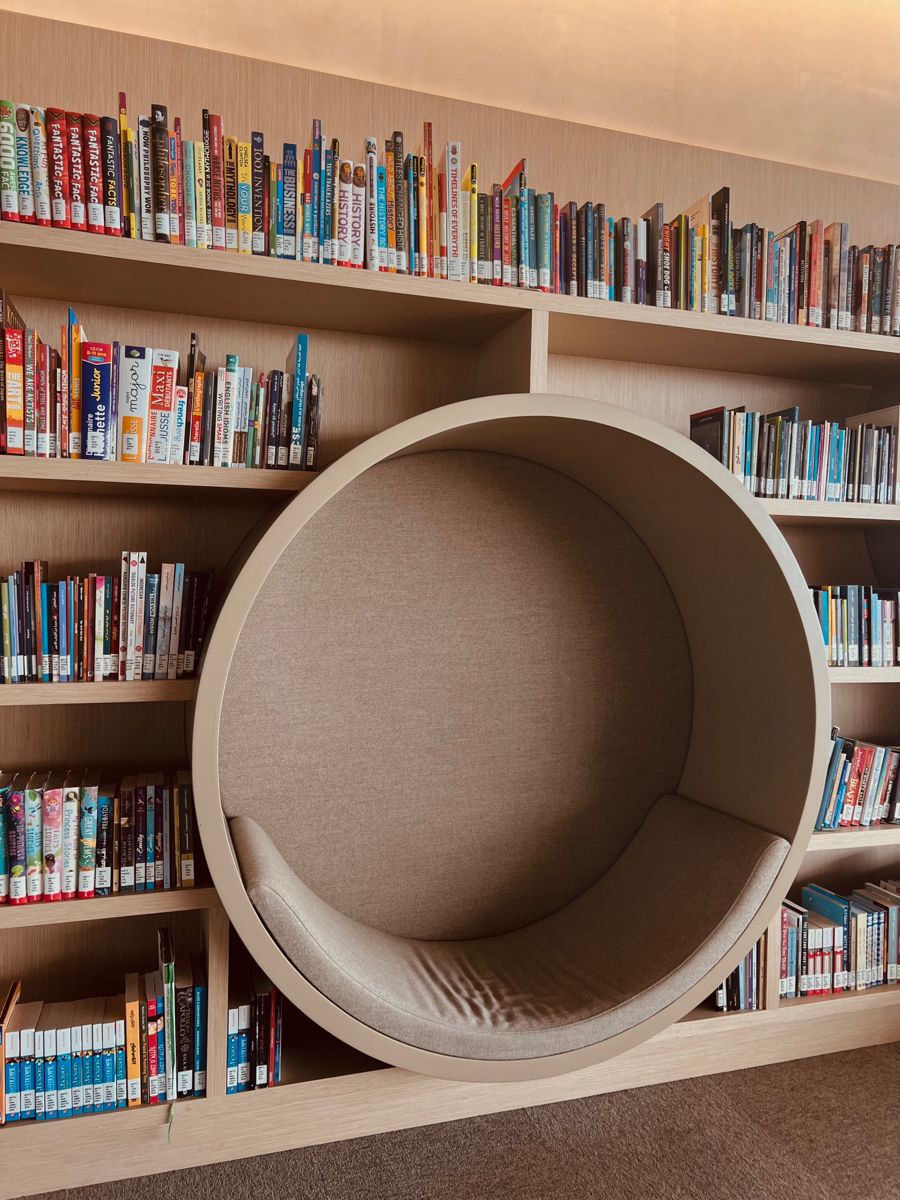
[251,131,264,254]
[303,376,321,472]
[119,777,135,894]
[95,778,114,897]
[576,203,587,298]
[710,186,731,315]
[134,778,147,893]
[100,115,122,236]
[150,104,170,243]
[175,960,194,1098]
[200,368,217,466]
[202,110,213,238]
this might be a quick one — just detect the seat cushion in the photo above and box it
[230,794,788,1060]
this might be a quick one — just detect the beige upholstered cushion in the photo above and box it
[230,795,788,1060]
[219,450,692,940]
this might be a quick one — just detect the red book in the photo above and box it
[66,113,86,231]
[209,114,225,250]
[82,114,105,235]
[46,107,70,229]
[4,327,25,455]
[175,117,185,245]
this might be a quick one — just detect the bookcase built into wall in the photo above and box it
[1,9,900,1197]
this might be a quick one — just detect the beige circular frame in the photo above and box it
[191,392,831,1083]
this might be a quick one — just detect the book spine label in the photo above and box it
[29,107,51,226]
[83,115,104,234]
[46,108,70,228]
[0,100,19,219]
[14,105,34,223]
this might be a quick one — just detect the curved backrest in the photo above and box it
[219,450,693,939]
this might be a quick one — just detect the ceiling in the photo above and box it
[4,0,900,185]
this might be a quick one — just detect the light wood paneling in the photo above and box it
[0,887,219,930]
[0,456,317,497]
[809,827,900,852]
[2,8,899,238]
[0,911,205,1004]
[0,682,195,706]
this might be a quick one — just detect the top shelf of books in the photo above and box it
[4,224,899,386]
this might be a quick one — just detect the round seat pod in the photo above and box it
[192,393,830,1083]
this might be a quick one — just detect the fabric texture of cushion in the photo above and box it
[229,794,788,1060]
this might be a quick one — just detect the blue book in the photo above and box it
[4,1033,20,1122]
[142,573,160,680]
[91,1010,104,1113]
[56,1023,72,1119]
[115,1018,126,1108]
[19,1027,36,1121]
[183,140,197,249]
[802,884,851,989]
[584,202,593,297]
[192,957,207,1098]
[536,194,552,293]
[34,1030,45,1120]
[39,582,50,681]
[288,334,309,470]
[100,1011,116,1112]
[376,165,387,269]
[42,1028,58,1120]
[70,1021,83,1116]
[815,736,844,829]
[225,1007,239,1095]
[57,580,67,681]
[607,217,616,300]
[310,119,321,260]
[80,342,113,460]
[282,143,297,259]
[236,1004,250,1092]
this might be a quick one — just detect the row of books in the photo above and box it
[0,297,323,469]
[690,404,897,505]
[0,555,213,685]
[810,584,900,669]
[0,769,196,906]
[1,98,898,336]
[226,976,284,1093]
[780,880,900,999]
[0,930,206,1123]
[816,734,900,830]
[709,938,764,1012]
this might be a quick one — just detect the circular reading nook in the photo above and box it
[192,393,830,1083]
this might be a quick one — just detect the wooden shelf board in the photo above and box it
[4,224,900,383]
[779,982,900,1009]
[0,456,317,497]
[0,887,219,930]
[808,826,900,851]
[0,223,527,347]
[5,985,900,1200]
[828,667,900,683]
[762,499,900,527]
[544,298,900,384]
[0,680,196,706]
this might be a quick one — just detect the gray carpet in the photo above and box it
[34,1043,900,1200]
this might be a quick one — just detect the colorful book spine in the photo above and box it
[80,341,113,460]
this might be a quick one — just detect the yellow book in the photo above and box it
[462,162,478,283]
[124,973,142,1107]
[699,224,709,313]
[237,141,252,255]
[124,129,137,240]
[224,136,238,251]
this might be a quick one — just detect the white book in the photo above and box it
[169,384,189,464]
[445,140,462,282]
[29,107,51,226]
[154,564,175,681]
[56,1022,73,1116]
[459,188,469,284]
[61,779,79,898]
[133,553,147,680]
[124,551,139,682]
[117,346,153,464]
[212,367,226,467]
[167,563,185,680]
[350,163,365,268]
[94,576,104,681]
[226,1008,239,1093]
[137,116,153,240]
[147,348,179,463]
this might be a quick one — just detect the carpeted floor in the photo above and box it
[33,1043,900,1200]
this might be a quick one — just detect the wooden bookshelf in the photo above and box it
[0,456,317,497]
[762,499,900,527]
[0,681,196,705]
[808,826,900,851]
[2,9,900,1199]
[0,887,219,930]
[828,668,900,683]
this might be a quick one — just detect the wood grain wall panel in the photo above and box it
[1,10,898,248]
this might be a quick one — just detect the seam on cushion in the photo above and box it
[250,835,786,1042]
